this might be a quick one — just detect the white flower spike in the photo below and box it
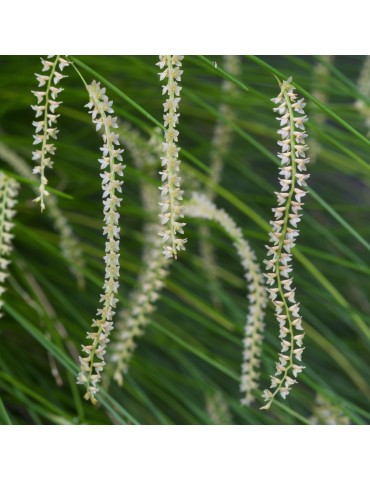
[77,81,125,404]
[0,173,20,317]
[31,55,69,211]
[157,55,187,259]
[184,193,267,405]
[261,77,310,410]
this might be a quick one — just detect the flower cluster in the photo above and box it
[0,142,85,288]
[0,173,19,317]
[31,55,69,211]
[77,80,125,404]
[261,77,310,410]
[157,55,187,259]
[309,394,350,425]
[111,223,169,385]
[184,193,267,405]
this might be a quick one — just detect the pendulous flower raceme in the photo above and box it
[0,173,19,318]
[261,77,310,410]
[77,80,125,404]
[157,55,187,260]
[184,193,267,405]
[31,55,69,211]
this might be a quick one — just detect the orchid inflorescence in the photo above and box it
[157,55,187,260]
[77,80,125,404]
[261,77,310,410]
[31,55,69,211]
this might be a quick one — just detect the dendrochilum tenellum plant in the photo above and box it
[0,173,19,317]
[261,77,310,410]
[157,55,187,259]
[31,55,69,211]
[2,55,367,425]
[184,193,267,405]
[77,80,125,404]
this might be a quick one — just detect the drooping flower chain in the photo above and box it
[0,173,19,317]
[184,193,267,405]
[261,77,310,410]
[157,55,187,259]
[31,55,69,211]
[77,80,125,404]
[0,142,85,288]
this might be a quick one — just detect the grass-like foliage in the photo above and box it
[0,55,369,425]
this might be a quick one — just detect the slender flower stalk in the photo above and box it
[31,55,69,211]
[261,77,310,410]
[0,142,85,288]
[0,173,19,317]
[184,193,267,405]
[309,394,350,425]
[77,80,125,404]
[157,55,187,259]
